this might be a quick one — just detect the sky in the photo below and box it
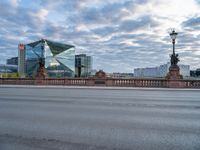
[0,0,200,73]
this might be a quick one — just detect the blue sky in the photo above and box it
[1,0,200,72]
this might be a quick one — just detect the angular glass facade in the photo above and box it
[25,39,75,78]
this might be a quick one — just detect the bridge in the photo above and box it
[1,77,200,88]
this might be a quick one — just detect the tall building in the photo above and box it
[18,39,75,78]
[134,62,190,78]
[75,54,92,77]
[18,44,25,77]
[7,57,18,65]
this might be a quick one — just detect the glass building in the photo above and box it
[23,39,75,78]
[75,54,92,77]
[0,65,18,73]
[7,57,18,65]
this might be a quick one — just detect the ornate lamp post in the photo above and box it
[170,29,178,56]
[169,29,179,66]
[166,29,183,80]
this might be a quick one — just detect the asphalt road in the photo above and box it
[0,86,200,150]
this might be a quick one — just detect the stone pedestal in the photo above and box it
[166,65,183,80]
[35,66,48,80]
[35,66,48,85]
[95,70,106,78]
[166,65,184,88]
[93,70,107,86]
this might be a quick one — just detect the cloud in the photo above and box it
[1,0,200,72]
[9,0,19,8]
[119,16,158,32]
[182,16,200,30]
[29,8,48,23]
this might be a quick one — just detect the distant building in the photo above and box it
[18,39,75,78]
[0,64,18,73]
[179,65,190,77]
[190,69,200,77]
[158,63,171,77]
[110,73,134,78]
[90,69,97,76]
[134,63,190,78]
[134,67,159,78]
[7,57,18,65]
[75,54,92,77]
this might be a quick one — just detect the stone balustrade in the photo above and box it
[0,78,200,88]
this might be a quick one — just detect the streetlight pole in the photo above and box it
[169,29,178,66]
[166,29,183,80]
[172,38,175,56]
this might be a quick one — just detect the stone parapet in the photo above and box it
[1,78,200,88]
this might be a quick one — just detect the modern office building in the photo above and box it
[18,44,25,77]
[190,69,200,77]
[18,39,75,78]
[7,57,18,65]
[134,63,190,78]
[75,54,92,77]
[0,64,18,73]
[0,64,18,78]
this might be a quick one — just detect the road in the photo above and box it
[0,86,200,150]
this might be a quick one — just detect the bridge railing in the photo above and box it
[0,78,35,85]
[183,80,200,88]
[0,78,200,88]
[110,79,168,87]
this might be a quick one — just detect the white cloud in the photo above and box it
[1,0,200,71]
[9,0,20,8]
[29,9,48,23]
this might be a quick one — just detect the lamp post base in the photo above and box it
[166,65,183,80]
[35,66,48,80]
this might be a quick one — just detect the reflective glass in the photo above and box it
[25,39,75,78]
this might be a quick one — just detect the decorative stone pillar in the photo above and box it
[165,29,184,88]
[93,70,106,86]
[35,65,48,80]
[166,65,183,80]
[35,59,48,85]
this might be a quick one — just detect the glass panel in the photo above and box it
[44,41,54,68]
[55,47,75,72]
[32,42,44,58]
[25,45,38,60]
[46,40,74,56]
[25,44,39,77]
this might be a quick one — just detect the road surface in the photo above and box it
[0,86,200,150]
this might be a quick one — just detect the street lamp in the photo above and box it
[169,29,179,66]
[166,28,183,80]
[169,29,178,55]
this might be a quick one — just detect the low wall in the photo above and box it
[1,78,200,88]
